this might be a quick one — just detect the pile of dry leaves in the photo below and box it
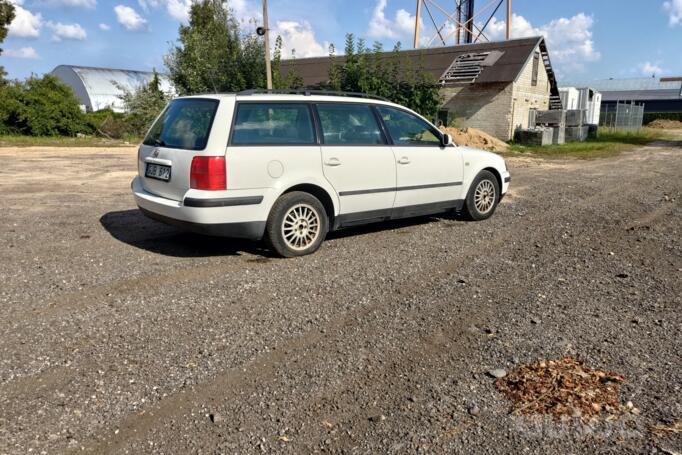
[496,357,633,422]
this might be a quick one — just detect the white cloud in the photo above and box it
[485,13,600,73]
[664,0,682,26]
[165,0,192,21]
[99,23,111,31]
[138,0,259,24]
[47,21,87,41]
[4,46,39,59]
[42,0,96,8]
[272,20,325,58]
[7,1,43,38]
[367,0,417,40]
[639,61,664,76]
[114,4,148,31]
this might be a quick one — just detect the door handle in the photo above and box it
[324,158,342,167]
[397,157,411,165]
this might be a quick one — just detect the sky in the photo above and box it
[2,0,682,85]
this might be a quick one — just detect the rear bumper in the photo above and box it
[131,177,267,240]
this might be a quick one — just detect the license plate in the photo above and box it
[145,163,171,181]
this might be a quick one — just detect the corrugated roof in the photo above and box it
[51,65,175,112]
[281,36,545,86]
[584,77,682,102]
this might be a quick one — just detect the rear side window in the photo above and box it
[231,103,315,145]
[143,98,219,150]
[377,106,441,146]
[316,103,384,145]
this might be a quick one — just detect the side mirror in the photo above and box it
[441,133,453,147]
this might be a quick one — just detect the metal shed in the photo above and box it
[51,65,175,113]
[588,77,682,113]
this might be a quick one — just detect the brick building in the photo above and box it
[281,37,561,141]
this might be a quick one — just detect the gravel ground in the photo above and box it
[0,140,680,454]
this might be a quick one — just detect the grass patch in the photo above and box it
[0,135,141,148]
[507,128,673,159]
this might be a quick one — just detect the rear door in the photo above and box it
[316,102,396,225]
[376,106,463,214]
[138,98,221,201]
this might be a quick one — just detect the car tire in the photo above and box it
[462,170,500,221]
[265,191,328,257]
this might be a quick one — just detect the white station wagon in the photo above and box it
[132,91,510,257]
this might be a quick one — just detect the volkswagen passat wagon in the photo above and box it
[132,91,510,257]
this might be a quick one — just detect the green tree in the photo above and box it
[165,0,245,94]
[271,35,284,89]
[116,70,171,136]
[0,0,16,80]
[329,34,441,119]
[327,43,341,91]
[164,0,269,95]
[0,0,14,51]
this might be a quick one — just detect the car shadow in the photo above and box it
[100,209,468,258]
[99,209,269,258]
[327,211,467,240]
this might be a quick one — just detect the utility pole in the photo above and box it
[413,0,422,48]
[506,0,511,40]
[263,0,272,90]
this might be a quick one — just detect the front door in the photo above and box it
[317,102,396,226]
[376,106,463,217]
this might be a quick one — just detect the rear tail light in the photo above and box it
[190,156,226,190]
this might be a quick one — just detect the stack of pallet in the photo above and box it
[563,110,589,142]
[514,109,591,145]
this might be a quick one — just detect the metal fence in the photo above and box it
[599,101,645,131]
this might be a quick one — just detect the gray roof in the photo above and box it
[585,77,682,102]
[281,36,552,87]
[51,65,175,112]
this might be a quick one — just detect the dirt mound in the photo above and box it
[647,119,682,129]
[495,357,636,423]
[440,126,509,152]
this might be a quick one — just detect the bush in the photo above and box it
[0,81,23,134]
[85,109,135,139]
[116,71,170,137]
[0,75,91,136]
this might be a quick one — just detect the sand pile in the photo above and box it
[440,126,509,152]
[647,119,682,129]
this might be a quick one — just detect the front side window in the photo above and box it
[143,98,219,150]
[316,103,384,145]
[377,107,441,146]
[231,103,315,145]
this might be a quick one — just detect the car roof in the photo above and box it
[176,92,404,109]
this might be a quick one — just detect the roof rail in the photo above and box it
[237,89,389,102]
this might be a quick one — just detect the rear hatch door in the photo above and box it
[138,98,221,201]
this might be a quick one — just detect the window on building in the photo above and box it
[441,52,490,84]
[231,103,315,145]
[377,107,441,146]
[531,52,540,87]
[316,103,384,145]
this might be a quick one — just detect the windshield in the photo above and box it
[143,98,219,151]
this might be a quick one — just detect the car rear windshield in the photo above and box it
[143,98,219,150]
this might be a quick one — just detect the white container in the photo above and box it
[559,87,602,125]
